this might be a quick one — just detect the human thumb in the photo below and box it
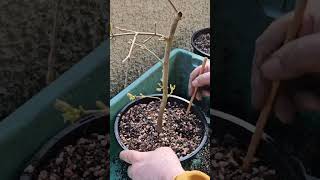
[119,150,146,164]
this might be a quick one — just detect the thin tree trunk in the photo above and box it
[156,12,182,132]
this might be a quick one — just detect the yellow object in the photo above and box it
[175,170,210,180]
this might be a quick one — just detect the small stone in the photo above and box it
[49,174,58,180]
[228,158,239,167]
[97,135,105,140]
[55,157,63,165]
[101,140,107,146]
[212,160,219,168]
[64,168,73,177]
[219,161,228,167]
[214,152,223,160]
[218,173,225,180]
[38,171,48,179]
[83,170,90,177]
[252,167,259,175]
[259,165,267,172]
[24,165,34,173]
[78,138,87,144]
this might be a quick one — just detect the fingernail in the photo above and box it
[119,150,126,159]
[261,57,280,80]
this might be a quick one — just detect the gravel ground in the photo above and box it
[0,0,106,120]
[110,0,210,97]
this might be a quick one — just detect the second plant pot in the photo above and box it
[114,94,208,162]
[191,27,210,58]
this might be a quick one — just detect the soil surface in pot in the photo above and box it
[210,134,278,180]
[119,100,204,158]
[35,133,109,180]
[194,32,210,55]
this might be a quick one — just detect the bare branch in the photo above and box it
[111,31,166,39]
[114,26,136,33]
[122,33,138,63]
[167,0,178,13]
[124,60,129,87]
[46,0,61,84]
[110,25,167,39]
[133,41,162,62]
[142,36,153,44]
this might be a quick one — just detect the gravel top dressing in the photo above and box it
[36,133,108,180]
[211,134,278,180]
[119,100,204,158]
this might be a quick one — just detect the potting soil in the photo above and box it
[119,100,204,158]
[35,133,109,179]
[211,134,278,180]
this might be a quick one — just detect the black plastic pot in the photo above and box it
[191,27,210,58]
[114,94,208,162]
[210,109,307,180]
[19,113,108,180]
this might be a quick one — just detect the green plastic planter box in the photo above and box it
[0,40,108,180]
[110,48,210,179]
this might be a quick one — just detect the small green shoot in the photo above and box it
[169,84,176,95]
[54,99,108,124]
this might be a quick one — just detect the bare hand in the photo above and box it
[251,0,320,123]
[119,147,184,180]
[188,60,210,100]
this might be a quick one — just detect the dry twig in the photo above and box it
[122,33,138,63]
[46,0,61,84]
[167,0,178,13]
[130,40,162,62]
[111,22,166,87]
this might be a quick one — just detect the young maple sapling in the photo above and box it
[110,0,182,132]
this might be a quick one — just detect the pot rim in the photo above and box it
[114,94,209,162]
[191,27,210,57]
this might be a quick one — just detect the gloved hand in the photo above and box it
[120,147,184,180]
[251,0,320,123]
[188,60,210,100]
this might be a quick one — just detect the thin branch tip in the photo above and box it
[167,0,178,13]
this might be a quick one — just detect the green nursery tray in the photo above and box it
[110,48,210,179]
[0,40,108,180]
